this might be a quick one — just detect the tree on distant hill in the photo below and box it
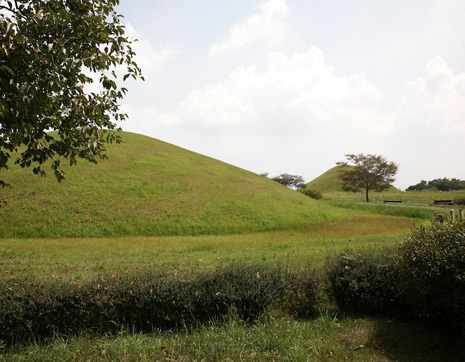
[270,173,306,190]
[0,0,143,187]
[406,178,465,191]
[337,154,398,203]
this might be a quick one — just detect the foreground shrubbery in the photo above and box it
[399,221,465,333]
[325,250,404,314]
[326,221,465,335]
[0,264,321,346]
[2,221,464,347]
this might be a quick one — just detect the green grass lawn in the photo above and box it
[0,215,414,283]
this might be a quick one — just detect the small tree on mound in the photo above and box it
[337,154,398,203]
[271,173,305,190]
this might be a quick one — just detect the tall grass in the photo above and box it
[2,315,463,362]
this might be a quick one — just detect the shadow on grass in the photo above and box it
[368,317,464,362]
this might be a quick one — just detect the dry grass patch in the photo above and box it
[0,215,414,282]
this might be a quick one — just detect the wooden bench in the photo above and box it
[383,200,403,204]
[433,200,454,205]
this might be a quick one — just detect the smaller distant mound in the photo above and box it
[306,165,352,192]
[307,165,400,193]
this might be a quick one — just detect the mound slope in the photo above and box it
[306,165,350,192]
[0,133,344,238]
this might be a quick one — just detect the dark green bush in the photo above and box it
[0,264,321,346]
[279,266,322,318]
[0,278,98,345]
[454,196,465,205]
[299,188,323,200]
[197,264,321,321]
[325,250,404,314]
[99,272,203,332]
[398,221,465,333]
[198,264,285,321]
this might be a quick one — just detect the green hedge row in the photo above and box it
[0,264,321,346]
[2,221,464,346]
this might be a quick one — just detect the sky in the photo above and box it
[114,0,465,190]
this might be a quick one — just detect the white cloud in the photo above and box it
[121,49,465,189]
[124,23,179,77]
[394,56,465,134]
[381,56,465,188]
[179,84,256,125]
[208,0,289,56]
[143,46,389,168]
[83,23,178,96]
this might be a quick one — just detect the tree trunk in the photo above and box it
[365,187,370,203]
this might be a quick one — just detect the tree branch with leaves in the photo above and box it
[0,0,143,187]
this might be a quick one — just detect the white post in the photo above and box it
[450,209,455,223]
[460,209,464,220]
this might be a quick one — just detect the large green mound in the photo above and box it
[0,132,344,238]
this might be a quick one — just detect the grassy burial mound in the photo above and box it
[307,165,402,195]
[0,132,344,238]
[306,165,351,192]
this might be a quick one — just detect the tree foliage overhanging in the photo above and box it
[0,0,143,186]
[337,154,398,202]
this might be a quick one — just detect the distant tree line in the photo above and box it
[406,178,465,192]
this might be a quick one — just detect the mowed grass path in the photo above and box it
[0,214,414,282]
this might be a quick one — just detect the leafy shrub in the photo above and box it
[196,263,321,321]
[0,264,321,346]
[325,250,404,314]
[398,221,465,333]
[299,188,323,200]
[0,278,97,345]
[198,264,285,321]
[454,196,465,205]
[279,266,322,318]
